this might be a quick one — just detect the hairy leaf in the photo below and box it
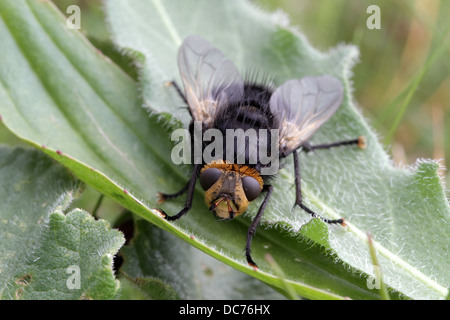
[0,147,124,299]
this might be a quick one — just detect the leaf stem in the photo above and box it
[151,0,182,46]
[265,253,299,300]
[92,193,104,218]
[367,232,390,300]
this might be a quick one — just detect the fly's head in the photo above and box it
[199,163,263,220]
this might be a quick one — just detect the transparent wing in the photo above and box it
[178,35,244,127]
[269,75,344,155]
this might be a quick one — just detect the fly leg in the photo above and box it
[302,136,365,152]
[245,185,273,268]
[165,80,197,120]
[293,151,345,225]
[295,136,365,224]
[157,182,189,204]
[159,164,201,221]
[165,81,187,103]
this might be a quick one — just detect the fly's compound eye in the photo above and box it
[242,176,261,201]
[199,168,222,191]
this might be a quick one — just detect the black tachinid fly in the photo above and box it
[158,35,365,268]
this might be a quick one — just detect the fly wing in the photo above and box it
[269,76,344,155]
[178,35,244,127]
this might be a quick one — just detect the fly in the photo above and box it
[158,35,365,268]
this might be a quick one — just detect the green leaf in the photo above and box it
[105,0,450,300]
[0,147,124,299]
[119,218,286,300]
[0,0,448,300]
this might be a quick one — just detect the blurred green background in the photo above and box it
[1,0,448,204]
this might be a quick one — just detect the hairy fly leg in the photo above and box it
[165,81,188,104]
[165,80,197,120]
[293,136,365,224]
[293,150,345,225]
[302,136,366,152]
[157,181,189,204]
[245,185,273,268]
[293,137,365,224]
[159,164,202,221]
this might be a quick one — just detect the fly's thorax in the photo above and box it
[200,160,263,220]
